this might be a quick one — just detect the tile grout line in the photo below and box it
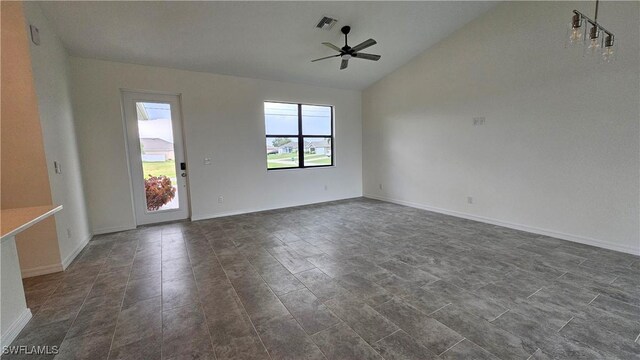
[306,321,344,360]
[292,273,331,305]
[438,337,466,356]
[371,297,461,359]
[373,328,401,344]
[183,228,219,360]
[55,240,120,353]
[395,292,447,320]
[553,271,568,281]
[161,231,166,360]
[283,251,390,353]
[526,287,543,299]
[104,239,136,360]
[466,338,502,359]
[427,302,452,316]
[29,267,67,318]
[274,284,306,298]
[634,333,640,343]
[587,293,600,305]
[372,296,396,310]
[207,233,275,360]
[557,316,574,333]
[242,244,327,356]
[526,348,542,360]
[489,309,510,323]
[337,318,388,359]
[263,234,315,276]
[273,277,340,338]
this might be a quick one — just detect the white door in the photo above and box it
[122,91,190,225]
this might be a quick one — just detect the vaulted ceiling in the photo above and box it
[37,1,497,90]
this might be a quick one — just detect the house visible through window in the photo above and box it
[265,101,333,170]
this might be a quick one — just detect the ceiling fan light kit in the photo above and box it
[566,0,616,63]
[312,25,381,70]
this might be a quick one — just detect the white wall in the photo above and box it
[363,1,639,254]
[69,58,362,233]
[23,3,92,269]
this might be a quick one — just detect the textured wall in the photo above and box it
[363,1,639,254]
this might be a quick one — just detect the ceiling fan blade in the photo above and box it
[351,38,377,52]
[322,42,342,52]
[353,53,381,61]
[340,59,349,70]
[311,54,340,62]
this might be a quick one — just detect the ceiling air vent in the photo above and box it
[315,16,338,30]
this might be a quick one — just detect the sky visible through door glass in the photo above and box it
[137,102,174,143]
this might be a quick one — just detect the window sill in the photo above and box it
[266,165,335,172]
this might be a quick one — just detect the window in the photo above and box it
[265,101,333,170]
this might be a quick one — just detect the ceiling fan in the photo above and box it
[312,26,380,70]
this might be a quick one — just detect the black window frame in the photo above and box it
[265,101,334,170]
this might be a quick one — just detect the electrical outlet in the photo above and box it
[204,157,212,165]
[66,228,72,238]
[467,196,474,204]
[473,117,485,126]
[218,196,224,204]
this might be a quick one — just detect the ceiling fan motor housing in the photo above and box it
[341,26,352,51]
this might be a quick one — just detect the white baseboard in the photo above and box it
[364,194,640,256]
[20,263,63,279]
[192,209,256,221]
[0,308,32,349]
[191,196,362,221]
[61,233,92,270]
[92,224,135,235]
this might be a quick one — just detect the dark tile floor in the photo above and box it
[8,198,640,359]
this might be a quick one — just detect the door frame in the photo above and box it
[120,89,191,226]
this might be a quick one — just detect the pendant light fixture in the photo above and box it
[566,0,616,63]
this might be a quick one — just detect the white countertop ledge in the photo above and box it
[1,205,63,242]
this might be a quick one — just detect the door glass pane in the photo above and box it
[302,105,331,135]
[303,137,332,167]
[266,137,299,169]
[265,102,298,135]
[136,102,179,211]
